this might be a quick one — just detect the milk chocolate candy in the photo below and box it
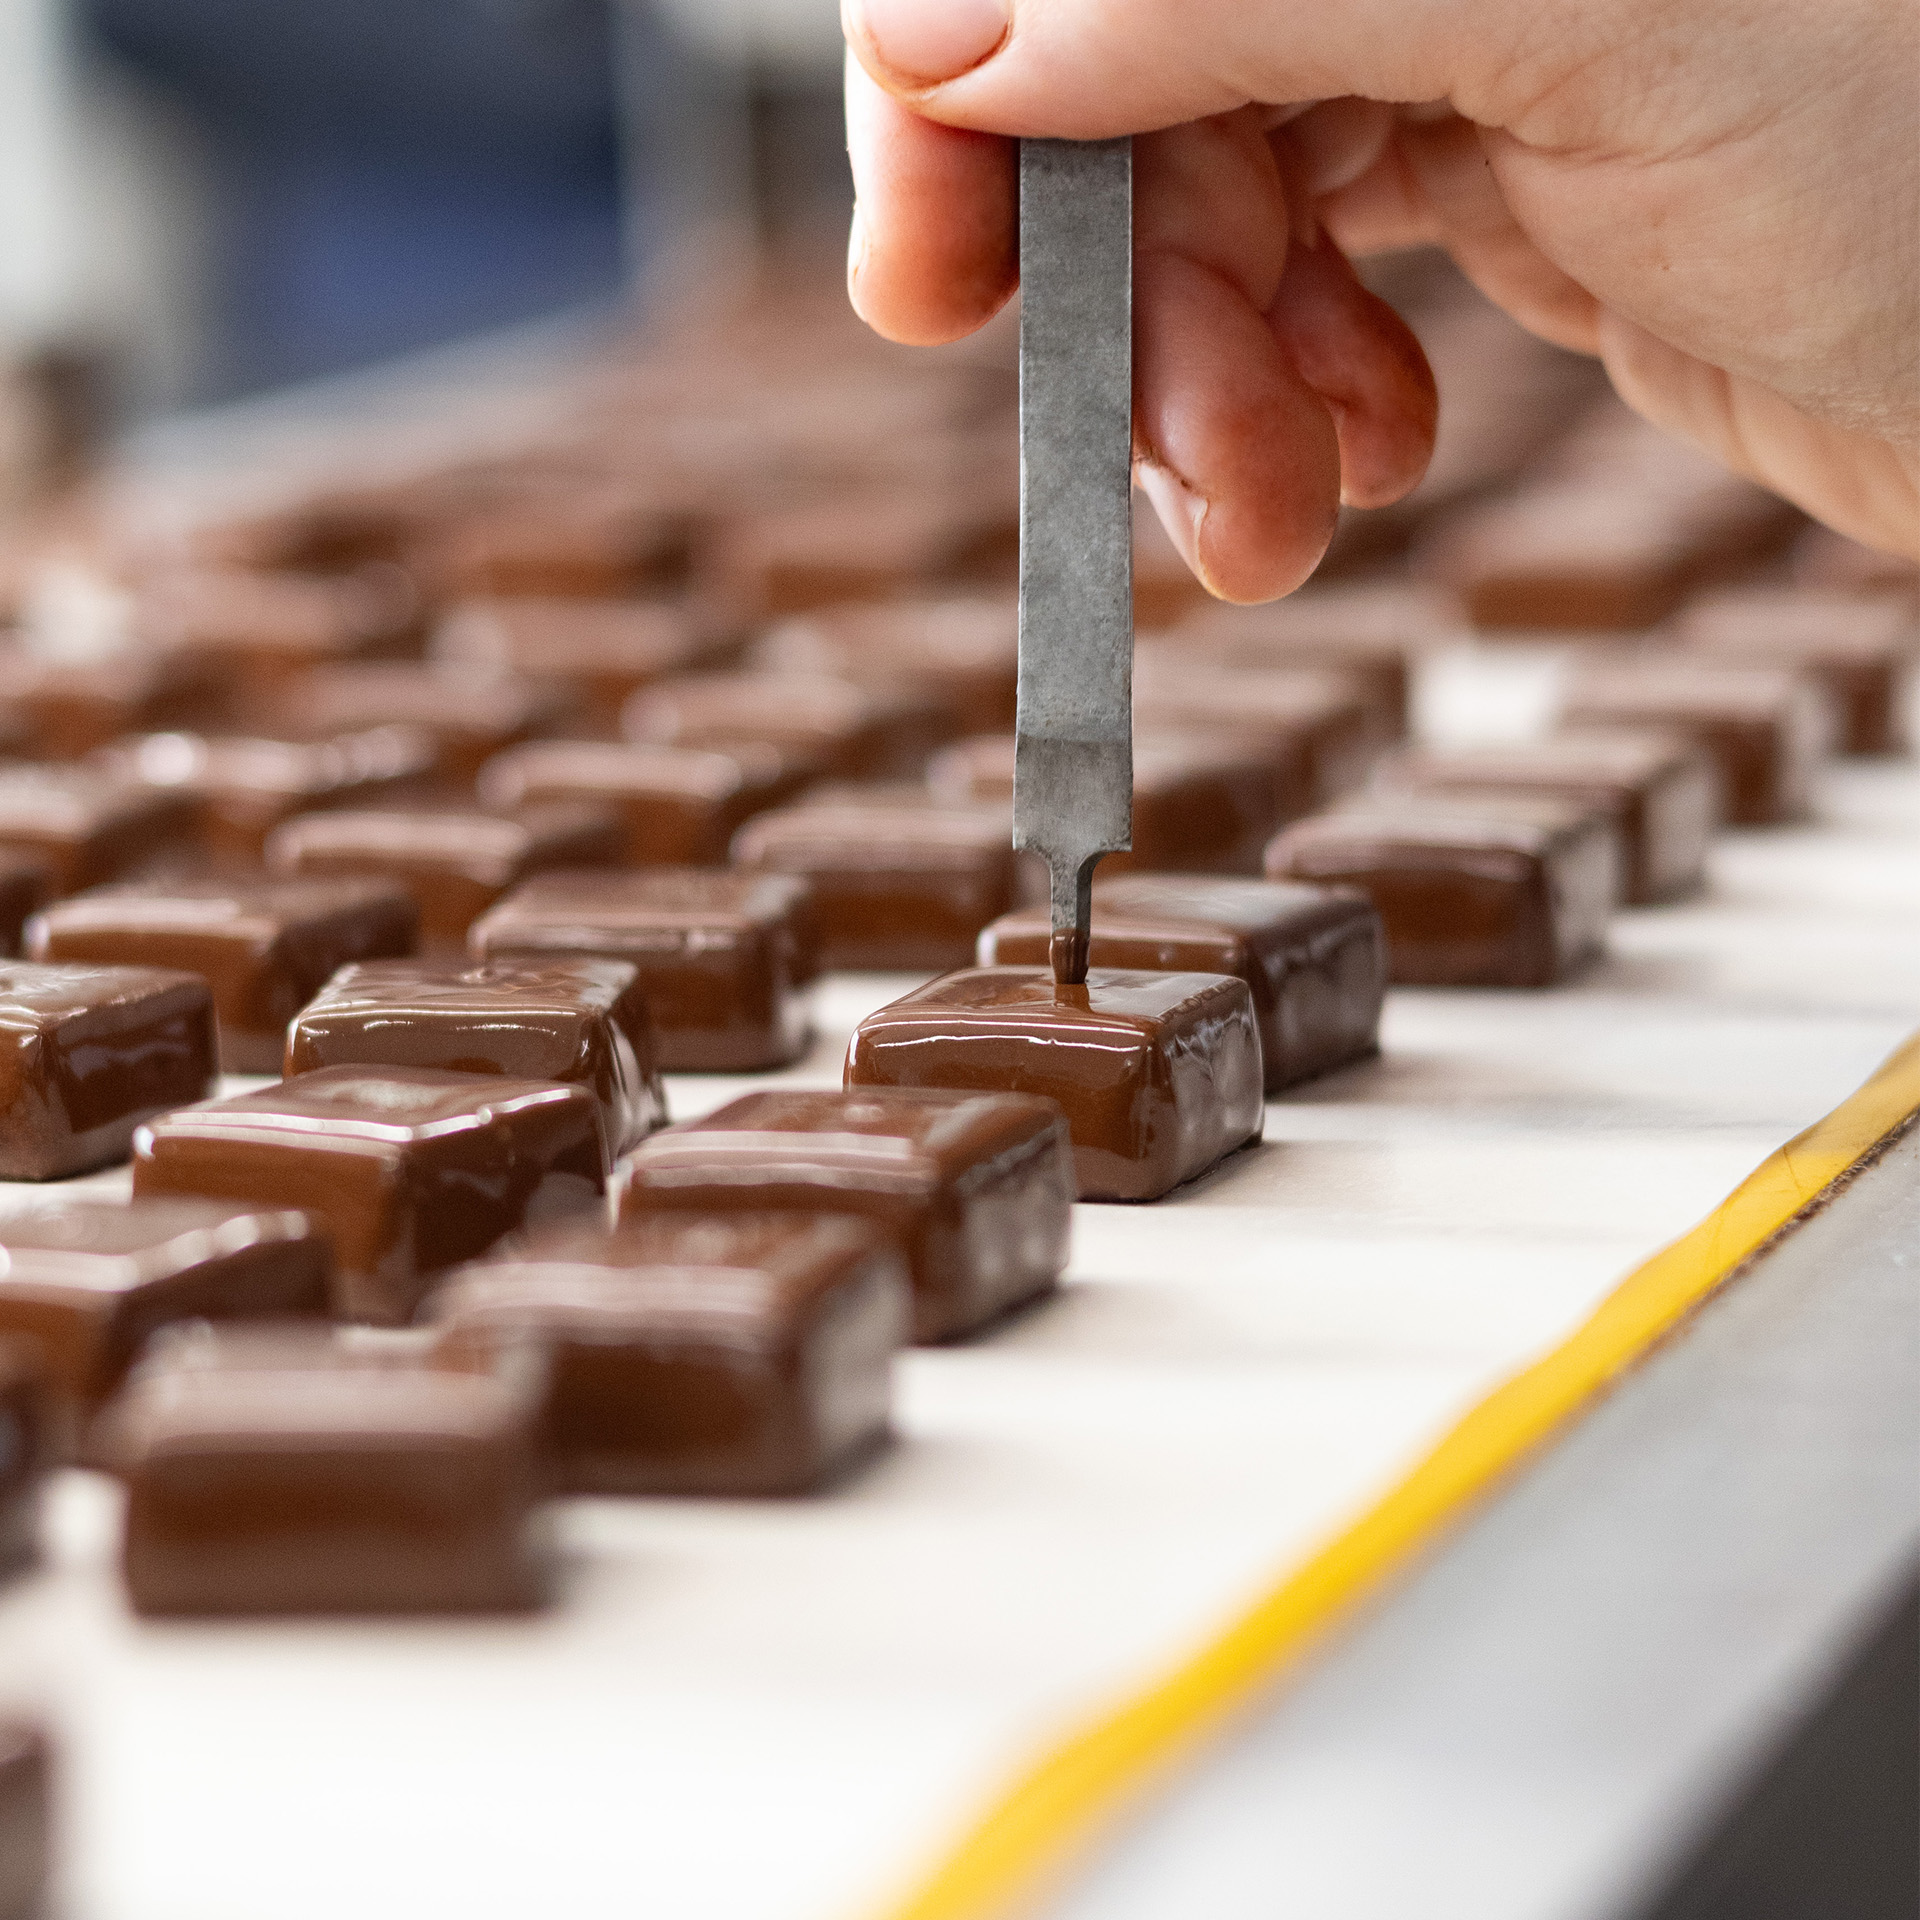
[477,740,797,864]
[622,672,952,781]
[845,968,1264,1202]
[105,724,438,863]
[287,958,665,1156]
[1559,664,1831,825]
[113,1323,549,1615]
[265,803,625,952]
[621,1089,1071,1340]
[0,860,50,958]
[277,664,577,781]
[0,648,228,758]
[470,869,818,1072]
[30,874,418,1074]
[426,495,687,598]
[0,767,201,894]
[1113,731,1297,876]
[1379,732,1719,904]
[925,733,1016,806]
[978,876,1385,1092]
[133,1067,606,1325]
[432,599,721,713]
[0,1199,330,1454]
[751,597,1019,735]
[428,1212,908,1494]
[1674,588,1917,754]
[0,1719,51,1920]
[1264,798,1616,987]
[0,1341,51,1569]
[730,801,1017,970]
[0,964,216,1177]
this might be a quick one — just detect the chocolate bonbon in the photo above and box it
[287,958,665,1156]
[30,874,417,1073]
[0,649,227,758]
[133,1066,606,1325]
[0,1199,330,1456]
[1113,731,1299,875]
[978,875,1386,1091]
[0,964,216,1177]
[266,803,625,952]
[0,861,49,958]
[470,869,819,1072]
[0,1340,51,1570]
[845,968,1264,1201]
[112,1323,549,1616]
[428,1212,908,1494]
[0,1718,51,1918]
[1265,798,1616,987]
[0,767,201,894]
[620,1088,1072,1340]
[432,598,721,713]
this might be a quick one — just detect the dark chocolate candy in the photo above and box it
[1379,731,1719,903]
[428,1211,908,1494]
[104,725,438,864]
[0,1341,51,1570]
[845,967,1264,1202]
[1559,663,1831,825]
[265,803,625,952]
[432,599,721,712]
[0,767,201,894]
[132,1066,606,1325]
[0,963,216,1177]
[1674,587,1917,755]
[0,1719,51,1919]
[1264,797,1616,987]
[620,1088,1071,1340]
[978,875,1385,1091]
[477,740,798,865]
[469,869,819,1072]
[29,874,418,1074]
[286,958,665,1157]
[730,801,1017,970]
[622,672,952,781]
[113,1322,549,1615]
[0,1198,330,1455]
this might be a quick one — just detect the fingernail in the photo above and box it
[847,203,869,292]
[1136,462,1219,596]
[851,0,1008,84]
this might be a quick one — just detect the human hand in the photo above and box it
[842,0,1920,598]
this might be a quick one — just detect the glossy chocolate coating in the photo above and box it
[287,958,665,1157]
[0,1199,330,1454]
[1380,732,1719,904]
[433,599,720,712]
[265,803,625,952]
[104,725,438,864]
[0,1719,51,1919]
[1265,798,1616,988]
[0,1341,51,1571]
[979,876,1385,1092]
[845,967,1264,1202]
[0,767,201,895]
[30,874,418,1074]
[477,740,797,865]
[0,860,50,958]
[429,1211,908,1495]
[0,964,216,1178]
[132,1066,606,1325]
[0,649,228,758]
[730,801,1017,970]
[469,869,819,1073]
[1675,587,1917,755]
[1560,664,1831,825]
[620,1088,1071,1341]
[622,672,952,780]
[112,1323,549,1615]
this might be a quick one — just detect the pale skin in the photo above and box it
[841,0,1920,602]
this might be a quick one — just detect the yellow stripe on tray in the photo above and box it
[870,1029,1920,1920]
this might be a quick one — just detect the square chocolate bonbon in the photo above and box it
[0,1198,330,1455]
[0,964,216,1178]
[470,869,819,1072]
[112,1323,549,1616]
[429,1212,908,1494]
[433,598,720,712]
[1265,798,1616,987]
[0,767,201,895]
[133,1067,606,1325]
[265,803,625,952]
[621,1088,1072,1340]
[845,968,1264,1202]
[730,800,1018,970]
[1113,731,1299,875]
[978,876,1385,1092]
[287,958,665,1157]
[0,650,227,759]
[30,874,418,1074]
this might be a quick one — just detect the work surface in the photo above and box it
[3,660,1917,1920]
